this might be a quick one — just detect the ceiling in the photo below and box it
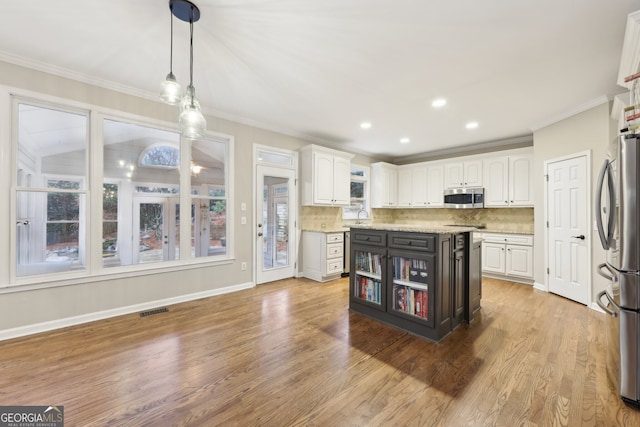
[2,1,639,162]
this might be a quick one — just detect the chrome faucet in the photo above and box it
[356,209,369,224]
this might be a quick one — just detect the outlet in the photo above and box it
[241,262,247,271]
[241,202,247,211]
[241,216,246,225]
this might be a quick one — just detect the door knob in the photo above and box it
[571,234,586,240]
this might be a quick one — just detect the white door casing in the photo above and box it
[546,153,590,305]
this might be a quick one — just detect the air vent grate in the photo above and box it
[139,307,169,317]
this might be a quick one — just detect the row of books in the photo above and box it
[392,284,429,319]
[354,251,382,275]
[393,257,430,284]
[355,275,381,304]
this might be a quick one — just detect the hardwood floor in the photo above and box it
[1,277,639,426]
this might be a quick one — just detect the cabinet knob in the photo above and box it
[510,200,513,203]
[505,201,508,204]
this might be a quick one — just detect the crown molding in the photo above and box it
[529,95,613,131]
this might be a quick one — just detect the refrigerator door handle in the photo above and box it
[595,160,616,250]
[595,290,618,317]
[597,262,618,282]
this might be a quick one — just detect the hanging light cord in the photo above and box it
[169,6,175,76]
[189,9,195,108]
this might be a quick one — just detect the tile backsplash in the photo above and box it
[301,206,534,234]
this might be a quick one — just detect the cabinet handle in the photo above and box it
[504,201,508,204]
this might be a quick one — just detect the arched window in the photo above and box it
[139,144,180,169]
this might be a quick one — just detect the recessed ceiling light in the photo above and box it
[360,122,372,129]
[465,121,479,129]
[432,98,447,108]
[400,138,410,144]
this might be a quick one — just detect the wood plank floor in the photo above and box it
[1,277,639,426]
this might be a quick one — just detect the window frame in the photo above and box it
[342,164,371,220]
[8,91,234,288]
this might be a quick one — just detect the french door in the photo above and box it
[256,165,296,284]
[132,197,179,264]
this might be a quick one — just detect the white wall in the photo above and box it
[532,101,615,303]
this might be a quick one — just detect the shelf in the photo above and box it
[392,279,429,291]
[355,270,381,281]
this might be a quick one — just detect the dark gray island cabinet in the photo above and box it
[349,226,480,342]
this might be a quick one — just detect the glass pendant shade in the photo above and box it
[179,94,207,140]
[160,73,181,105]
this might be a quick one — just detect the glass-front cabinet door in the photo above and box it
[388,250,435,328]
[352,247,386,310]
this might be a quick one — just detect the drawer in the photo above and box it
[454,234,466,250]
[326,233,344,243]
[326,259,343,274]
[483,233,533,246]
[351,230,386,247]
[326,243,343,258]
[389,232,435,252]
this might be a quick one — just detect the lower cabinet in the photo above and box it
[302,231,344,282]
[481,233,533,284]
[350,229,472,342]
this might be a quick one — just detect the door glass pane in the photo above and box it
[138,202,164,264]
[263,178,289,270]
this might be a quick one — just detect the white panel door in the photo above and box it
[483,157,509,207]
[506,245,533,278]
[426,165,444,207]
[547,155,589,305]
[510,155,534,206]
[412,165,428,206]
[313,152,334,204]
[482,242,506,274]
[464,160,483,187]
[397,167,413,207]
[332,155,351,205]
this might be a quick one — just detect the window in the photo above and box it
[190,138,227,258]
[103,119,181,267]
[15,103,88,277]
[343,165,370,220]
[12,97,233,282]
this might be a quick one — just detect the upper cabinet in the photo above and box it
[396,163,444,208]
[300,145,354,206]
[444,160,482,188]
[483,153,533,207]
[371,162,398,208]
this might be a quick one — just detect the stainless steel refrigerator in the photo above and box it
[596,133,640,407]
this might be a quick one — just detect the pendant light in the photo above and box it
[159,2,180,105]
[161,0,206,139]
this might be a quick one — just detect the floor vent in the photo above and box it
[139,307,169,317]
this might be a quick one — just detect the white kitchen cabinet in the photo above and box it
[302,231,344,282]
[444,160,482,188]
[300,145,354,206]
[481,233,533,284]
[397,164,428,207]
[483,154,533,207]
[509,155,533,206]
[397,166,413,207]
[371,162,398,208]
[425,164,444,207]
[395,163,443,208]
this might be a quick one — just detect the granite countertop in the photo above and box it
[302,227,349,233]
[349,223,477,234]
[479,229,534,235]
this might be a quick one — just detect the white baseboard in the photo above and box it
[533,282,546,292]
[590,302,605,313]
[0,281,255,342]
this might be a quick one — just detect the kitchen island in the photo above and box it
[348,224,479,342]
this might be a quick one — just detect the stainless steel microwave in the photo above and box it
[443,187,484,209]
